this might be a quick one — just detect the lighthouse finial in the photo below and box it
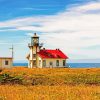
[34,33,36,36]
[32,33,39,38]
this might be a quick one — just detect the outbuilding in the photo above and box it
[0,57,13,68]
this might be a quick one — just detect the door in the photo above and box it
[33,60,36,66]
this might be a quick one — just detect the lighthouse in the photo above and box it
[27,33,68,68]
[27,33,42,68]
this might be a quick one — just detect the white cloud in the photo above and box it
[75,2,100,12]
[20,7,48,11]
[0,1,100,59]
[66,2,100,13]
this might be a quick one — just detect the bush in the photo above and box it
[0,73,23,85]
[0,68,2,73]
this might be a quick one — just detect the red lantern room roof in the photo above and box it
[38,49,68,59]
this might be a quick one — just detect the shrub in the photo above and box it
[0,73,23,85]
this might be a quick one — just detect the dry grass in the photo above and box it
[2,67,100,76]
[0,85,100,100]
[1,67,99,85]
[0,67,99,100]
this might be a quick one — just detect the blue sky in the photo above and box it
[0,0,100,62]
[0,0,97,21]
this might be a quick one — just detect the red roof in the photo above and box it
[38,49,68,59]
[0,57,12,59]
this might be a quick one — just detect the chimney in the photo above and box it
[43,48,45,50]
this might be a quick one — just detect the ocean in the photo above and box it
[13,63,100,68]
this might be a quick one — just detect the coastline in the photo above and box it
[13,63,100,68]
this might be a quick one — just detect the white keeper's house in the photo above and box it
[27,33,68,68]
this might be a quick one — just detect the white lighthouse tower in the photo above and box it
[28,33,42,68]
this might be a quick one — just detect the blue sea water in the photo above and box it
[68,63,100,68]
[13,63,28,67]
[13,63,100,68]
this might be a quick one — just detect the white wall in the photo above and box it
[37,56,43,68]
[0,58,12,68]
[41,59,66,68]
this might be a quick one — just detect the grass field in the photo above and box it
[0,67,100,100]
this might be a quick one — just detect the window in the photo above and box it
[56,60,59,66]
[63,60,66,66]
[33,54,36,58]
[33,38,39,46]
[43,60,46,67]
[5,60,9,65]
[33,60,36,65]
[49,62,53,67]
[50,62,52,66]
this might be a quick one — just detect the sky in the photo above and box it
[0,0,100,62]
